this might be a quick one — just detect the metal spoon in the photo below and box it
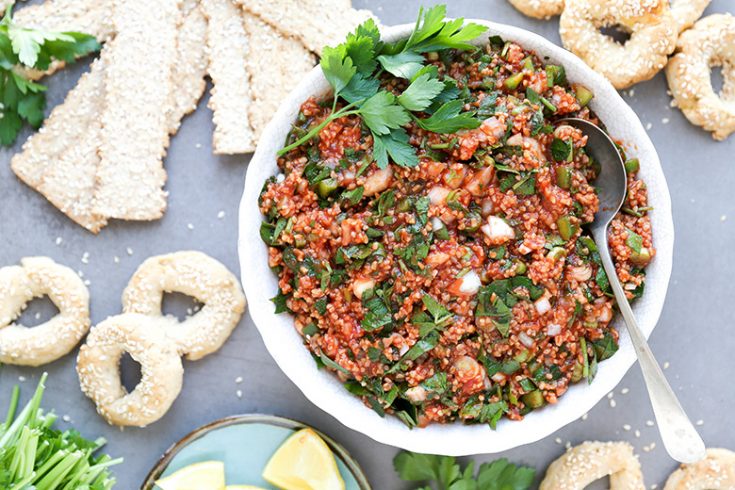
[559,117,706,464]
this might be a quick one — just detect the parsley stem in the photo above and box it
[277,100,363,156]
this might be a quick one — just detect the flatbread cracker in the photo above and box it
[10,57,105,197]
[167,0,208,133]
[13,0,114,80]
[93,0,180,220]
[243,13,316,140]
[201,0,255,154]
[37,58,107,233]
[236,0,375,55]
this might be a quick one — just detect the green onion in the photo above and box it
[580,338,590,379]
[521,390,545,409]
[0,374,121,490]
[540,96,557,113]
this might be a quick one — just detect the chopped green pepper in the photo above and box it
[630,247,652,266]
[522,56,534,71]
[624,158,640,174]
[574,84,594,107]
[556,166,572,189]
[513,260,527,275]
[504,72,525,90]
[317,178,338,198]
[557,215,576,241]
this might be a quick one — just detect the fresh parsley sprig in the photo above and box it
[394,451,536,490]
[278,5,487,169]
[0,7,100,146]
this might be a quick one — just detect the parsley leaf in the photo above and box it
[373,128,418,169]
[415,99,481,133]
[551,137,574,162]
[377,50,425,79]
[0,9,100,146]
[398,72,445,111]
[359,90,411,135]
[402,5,486,53]
[394,451,535,490]
[320,45,356,96]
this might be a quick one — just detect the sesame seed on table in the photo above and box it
[0,0,733,488]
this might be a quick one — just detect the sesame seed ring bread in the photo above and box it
[122,251,246,361]
[0,257,90,366]
[560,0,678,89]
[508,0,564,19]
[664,448,735,489]
[76,313,184,427]
[540,441,645,490]
[670,0,711,33]
[665,14,735,141]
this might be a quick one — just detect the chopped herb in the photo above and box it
[626,229,643,254]
[550,137,573,162]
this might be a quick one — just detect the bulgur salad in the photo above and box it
[258,6,655,429]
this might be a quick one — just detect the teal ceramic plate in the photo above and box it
[141,414,371,489]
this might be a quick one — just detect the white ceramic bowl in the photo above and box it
[239,20,674,456]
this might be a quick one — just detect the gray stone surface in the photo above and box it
[1,0,733,488]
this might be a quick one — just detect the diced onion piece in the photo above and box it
[534,293,551,315]
[570,264,592,281]
[464,166,495,196]
[506,133,524,146]
[481,216,515,243]
[352,277,375,299]
[431,217,445,231]
[491,372,506,383]
[546,323,562,336]
[598,305,612,323]
[519,332,534,348]
[363,167,393,196]
[404,386,427,404]
[481,199,494,216]
[480,116,506,139]
[428,186,451,205]
[458,270,481,295]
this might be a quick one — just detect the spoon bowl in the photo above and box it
[560,117,706,464]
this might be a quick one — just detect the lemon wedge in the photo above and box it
[155,460,226,490]
[262,428,345,490]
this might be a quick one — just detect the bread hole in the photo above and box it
[120,352,143,393]
[17,296,59,327]
[162,292,202,322]
[600,24,632,45]
[583,477,610,489]
[711,65,725,97]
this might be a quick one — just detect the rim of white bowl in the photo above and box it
[238,20,674,456]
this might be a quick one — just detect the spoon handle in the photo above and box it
[593,229,706,464]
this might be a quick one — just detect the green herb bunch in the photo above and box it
[278,5,488,168]
[394,451,536,490]
[0,7,100,146]
[0,374,122,490]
